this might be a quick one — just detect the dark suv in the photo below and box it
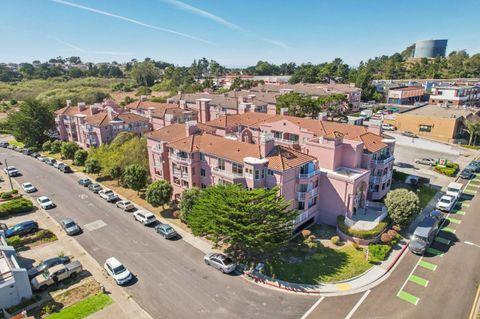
[5,221,39,238]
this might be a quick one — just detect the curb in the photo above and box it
[242,240,410,296]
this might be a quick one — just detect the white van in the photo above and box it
[446,182,463,200]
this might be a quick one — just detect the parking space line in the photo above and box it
[409,275,429,287]
[300,296,325,319]
[461,202,470,207]
[441,227,456,234]
[426,247,444,257]
[418,260,437,271]
[447,217,462,224]
[464,189,477,195]
[454,210,466,215]
[344,290,371,319]
[397,290,419,305]
[434,236,451,245]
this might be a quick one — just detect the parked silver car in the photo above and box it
[204,253,237,274]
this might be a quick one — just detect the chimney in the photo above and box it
[260,132,275,158]
[318,112,328,121]
[185,120,198,136]
[197,98,211,123]
[238,103,250,115]
[66,100,72,107]
[90,106,100,116]
[140,95,147,102]
[77,102,86,112]
[267,104,276,115]
[106,107,113,120]
[179,100,186,109]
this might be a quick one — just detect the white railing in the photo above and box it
[274,137,298,145]
[169,154,192,163]
[372,155,394,165]
[173,170,189,179]
[212,167,243,179]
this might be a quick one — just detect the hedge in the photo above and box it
[368,234,402,263]
[0,198,34,216]
[434,162,459,177]
[0,189,19,200]
[7,230,57,248]
[337,215,389,239]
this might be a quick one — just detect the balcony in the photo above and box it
[295,207,317,225]
[212,167,244,179]
[372,155,394,165]
[370,171,392,184]
[297,188,318,201]
[172,170,189,179]
[169,153,192,164]
[274,138,298,145]
[299,170,319,179]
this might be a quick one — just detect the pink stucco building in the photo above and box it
[54,100,151,148]
[146,112,394,230]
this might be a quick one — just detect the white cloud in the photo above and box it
[50,0,214,45]
[163,0,287,49]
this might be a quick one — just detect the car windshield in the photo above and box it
[222,257,234,265]
[412,235,427,243]
[24,183,32,187]
[105,191,113,195]
[39,198,50,203]
[7,167,16,171]
[163,226,173,233]
[447,187,459,193]
[440,198,451,204]
[123,201,131,205]
[65,222,76,228]
[112,265,126,275]
[146,215,156,221]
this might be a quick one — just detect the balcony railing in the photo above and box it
[274,137,298,145]
[212,167,244,179]
[372,155,394,165]
[299,170,319,179]
[169,153,192,163]
[173,170,189,179]
[370,171,392,184]
[297,188,318,201]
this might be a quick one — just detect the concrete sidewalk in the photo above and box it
[244,239,409,296]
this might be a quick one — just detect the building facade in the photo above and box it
[55,100,151,148]
[387,86,427,105]
[429,85,480,107]
[0,232,32,309]
[147,113,394,229]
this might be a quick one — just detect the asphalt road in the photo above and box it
[0,149,316,319]
[306,174,480,319]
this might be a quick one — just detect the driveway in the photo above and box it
[0,148,316,319]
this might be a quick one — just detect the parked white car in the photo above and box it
[436,195,456,212]
[104,257,133,285]
[414,158,437,166]
[3,166,20,177]
[53,161,64,169]
[381,124,395,131]
[204,253,237,274]
[133,210,156,225]
[98,189,119,202]
[446,182,463,200]
[116,200,135,211]
[37,196,55,209]
[21,182,37,193]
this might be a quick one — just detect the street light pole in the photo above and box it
[4,159,13,191]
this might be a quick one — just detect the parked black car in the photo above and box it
[60,165,72,173]
[27,256,71,279]
[459,169,474,180]
[5,221,39,238]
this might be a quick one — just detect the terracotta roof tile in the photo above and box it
[358,132,388,153]
[266,145,315,171]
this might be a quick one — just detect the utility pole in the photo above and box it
[4,159,13,191]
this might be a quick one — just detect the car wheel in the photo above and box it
[204,260,210,266]
[70,272,77,279]
[221,268,226,274]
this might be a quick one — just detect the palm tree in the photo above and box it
[465,120,480,145]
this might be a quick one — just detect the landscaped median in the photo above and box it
[0,196,34,217]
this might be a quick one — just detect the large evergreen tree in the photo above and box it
[187,185,297,261]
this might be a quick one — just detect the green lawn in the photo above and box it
[417,185,437,208]
[8,140,24,147]
[264,245,372,284]
[45,293,113,319]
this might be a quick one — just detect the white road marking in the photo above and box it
[300,296,325,319]
[465,241,480,248]
[84,219,107,231]
[78,193,88,200]
[344,290,371,319]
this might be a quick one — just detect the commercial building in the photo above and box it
[0,232,32,309]
[387,86,428,105]
[429,85,480,107]
[384,104,480,143]
[147,113,394,229]
[414,39,448,58]
[55,100,151,148]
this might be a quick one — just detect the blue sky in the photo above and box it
[1,0,479,67]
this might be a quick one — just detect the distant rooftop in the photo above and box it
[402,104,478,119]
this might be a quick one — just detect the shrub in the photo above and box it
[172,211,181,219]
[331,235,340,245]
[42,140,52,152]
[0,198,34,216]
[73,149,88,166]
[387,229,398,238]
[380,233,393,243]
[50,140,63,153]
[337,216,389,239]
[368,244,391,262]
[60,141,79,160]
[434,162,459,177]
[85,158,101,174]
[301,229,311,239]
[392,224,402,232]
[0,189,19,200]
[384,189,420,227]
[6,235,21,248]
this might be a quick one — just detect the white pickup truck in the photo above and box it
[99,189,119,202]
[31,261,83,291]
